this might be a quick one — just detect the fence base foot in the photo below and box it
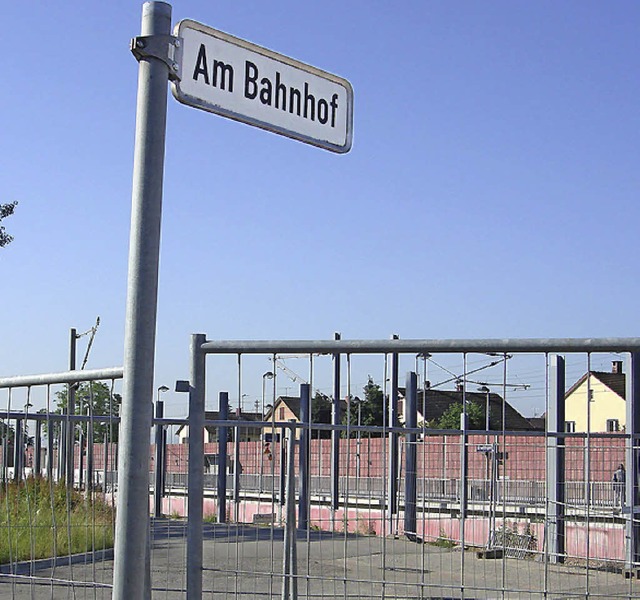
[477,548,504,560]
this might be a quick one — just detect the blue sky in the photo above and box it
[1,1,638,419]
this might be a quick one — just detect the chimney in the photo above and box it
[235,406,242,417]
[612,360,623,374]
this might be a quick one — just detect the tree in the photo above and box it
[54,381,121,442]
[437,400,485,430]
[311,392,333,438]
[0,201,17,248]
[343,377,386,436]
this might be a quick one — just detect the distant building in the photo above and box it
[263,395,349,439]
[398,387,535,431]
[564,361,626,433]
[175,408,263,444]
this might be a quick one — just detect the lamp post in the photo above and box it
[260,372,275,492]
[262,372,275,424]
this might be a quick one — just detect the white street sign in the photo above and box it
[172,20,354,153]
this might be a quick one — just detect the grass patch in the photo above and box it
[0,477,115,565]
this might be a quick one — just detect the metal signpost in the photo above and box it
[115,3,353,598]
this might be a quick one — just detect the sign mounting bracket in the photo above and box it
[130,34,182,82]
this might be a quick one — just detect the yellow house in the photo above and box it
[263,395,348,440]
[564,361,626,433]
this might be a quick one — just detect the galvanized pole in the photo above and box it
[404,372,417,541]
[34,421,42,476]
[153,398,164,518]
[282,422,298,600]
[299,383,310,531]
[187,333,206,599]
[546,355,565,563]
[387,336,399,533]
[625,353,640,575]
[331,332,341,517]
[64,328,77,487]
[113,3,172,598]
[218,392,229,523]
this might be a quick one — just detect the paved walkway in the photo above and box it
[0,520,639,598]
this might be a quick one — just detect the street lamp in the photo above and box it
[157,385,169,404]
[262,372,275,421]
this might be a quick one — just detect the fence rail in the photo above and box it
[0,339,639,598]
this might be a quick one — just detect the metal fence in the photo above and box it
[1,338,640,598]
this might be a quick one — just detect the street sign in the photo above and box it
[476,444,493,453]
[172,19,354,153]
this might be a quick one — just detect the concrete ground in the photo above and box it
[0,519,639,599]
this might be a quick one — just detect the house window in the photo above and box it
[279,407,285,420]
[606,419,620,432]
[565,421,576,433]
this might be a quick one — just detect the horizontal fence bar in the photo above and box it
[201,337,640,354]
[0,367,123,389]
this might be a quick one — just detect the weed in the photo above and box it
[0,477,115,565]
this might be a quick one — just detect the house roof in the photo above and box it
[264,396,349,421]
[565,371,626,400]
[176,409,263,435]
[400,388,534,431]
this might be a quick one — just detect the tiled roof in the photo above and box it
[400,388,534,431]
[591,371,625,399]
[565,371,626,400]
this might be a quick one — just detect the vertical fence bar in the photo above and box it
[103,433,108,493]
[331,332,341,515]
[218,391,229,523]
[279,425,287,512]
[66,328,76,489]
[404,371,418,541]
[153,398,164,518]
[34,420,42,476]
[283,422,298,600]
[625,352,640,574]
[187,333,206,600]
[46,424,54,481]
[299,383,310,531]
[387,337,399,532]
[13,419,22,482]
[113,2,172,598]
[547,354,565,563]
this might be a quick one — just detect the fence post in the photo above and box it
[153,398,164,518]
[625,352,640,574]
[299,383,310,531]
[46,426,54,481]
[282,422,298,600]
[66,328,76,490]
[387,337,399,533]
[13,419,22,482]
[34,420,42,477]
[279,425,287,514]
[187,333,206,600]
[404,372,418,541]
[218,392,229,523]
[331,332,341,520]
[103,433,108,494]
[547,355,566,563]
